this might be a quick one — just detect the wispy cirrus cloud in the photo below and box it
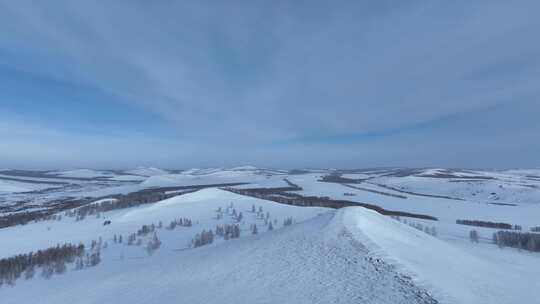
[0,0,539,168]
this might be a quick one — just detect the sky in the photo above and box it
[0,0,539,170]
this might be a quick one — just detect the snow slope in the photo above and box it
[0,188,327,258]
[371,169,540,205]
[0,191,437,304]
[289,173,540,231]
[341,207,540,304]
[2,168,540,303]
[1,188,539,303]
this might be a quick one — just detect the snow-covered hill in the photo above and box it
[2,189,538,303]
[0,189,437,304]
[124,167,170,177]
[1,168,540,303]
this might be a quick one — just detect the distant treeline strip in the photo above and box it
[223,184,438,221]
[319,175,366,184]
[456,219,522,230]
[0,198,93,229]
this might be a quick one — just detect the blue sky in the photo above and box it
[0,0,539,169]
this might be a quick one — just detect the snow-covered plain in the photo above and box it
[0,179,57,193]
[1,167,539,303]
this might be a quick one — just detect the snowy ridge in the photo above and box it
[340,207,536,304]
[0,193,438,304]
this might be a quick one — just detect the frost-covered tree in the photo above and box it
[88,251,101,267]
[127,233,137,245]
[469,230,479,243]
[283,217,293,226]
[192,229,214,247]
[146,232,162,256]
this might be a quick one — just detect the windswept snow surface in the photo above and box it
[341,207,540,304]
[3,190,536,303]
[1,189,438,304]
[0,188,327,259]
[2,168,540,303]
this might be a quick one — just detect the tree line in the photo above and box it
[224,186,438,221]
[0,198,91,229]
[456,219,521,230]
[493,231,540,252]
[391,216,437,237]
[0,243,85,287]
